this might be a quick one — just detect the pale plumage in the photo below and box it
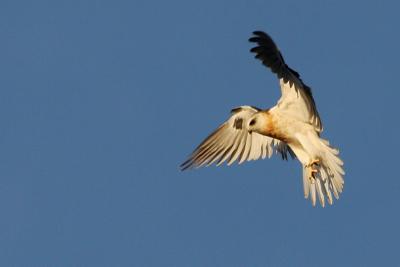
[181,31,344,207]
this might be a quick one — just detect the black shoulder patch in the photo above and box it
[233,118,243,129]
[231,107,243,114]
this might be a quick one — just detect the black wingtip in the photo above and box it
[248,37,260,43]
[252,30,267,36]
[249,31,268,42]
[180,165,189,171]
[180,159,192,171]
[249,31,260,42]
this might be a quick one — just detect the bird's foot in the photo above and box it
[306,159,320,180]
[307,159,320,167]
[310,168,318,179]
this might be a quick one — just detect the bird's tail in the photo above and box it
[303,138,345,207]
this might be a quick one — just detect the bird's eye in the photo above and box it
[249,119,256,126]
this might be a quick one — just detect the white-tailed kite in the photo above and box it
[181,31,344,207]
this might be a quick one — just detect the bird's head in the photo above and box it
[247,113,267,134]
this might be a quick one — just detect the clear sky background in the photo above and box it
[1,0,400,266]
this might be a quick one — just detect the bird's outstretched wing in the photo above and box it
[249,31,322,132]
[181,106,295,170]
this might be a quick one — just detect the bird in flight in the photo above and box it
[181,31,344,207]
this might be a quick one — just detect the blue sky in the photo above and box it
[1,0,400,266]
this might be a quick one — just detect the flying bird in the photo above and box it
[181,31,344,207]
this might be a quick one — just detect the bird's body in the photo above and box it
[181,31,344,207]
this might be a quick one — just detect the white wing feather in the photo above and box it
[181,106,293,170]
[277,79,322,132]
